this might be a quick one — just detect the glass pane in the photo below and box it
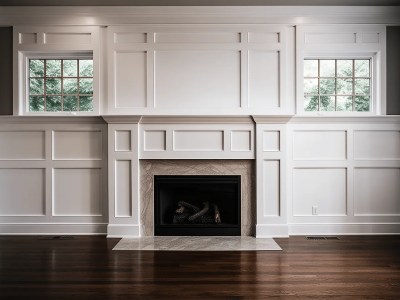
[337,78,353,95]
[46,60,61,77]
[46,78,61,94]
[29,78,44,95]
[304,79,318,95]
[63,78,78,94]
[79,60,93,77]
[320,60,335,77]
[355,78,370,95]
[29,60,44,77]
[319,78,335,94]
[336,96,353,111]
[63,60,78,77]
[29,96,44,112]
[304,96,319,111]
[63,96,78,111]
[320,96,335,111]
[304,60,318,77]
[355,96,370,112]
[355,60,370,77]
[46,96,62,112]
[79,78,93,94]
[79,96,94,112]
[337,60,353,77]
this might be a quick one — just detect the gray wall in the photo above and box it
[0,27,12,115]
[387,26,400,115]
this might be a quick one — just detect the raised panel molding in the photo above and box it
[115,130,132,152]
[263,160,280,217]
[144,131,166,152]
[115,160,132,217]
[293,130,347,161]
[173,130,224,151]
[0,131,45,160]
[354,130,400,160]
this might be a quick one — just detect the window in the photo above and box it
[304,59,371,112]
[29,58,94,112]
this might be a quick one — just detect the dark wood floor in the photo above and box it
[0,236,399,299]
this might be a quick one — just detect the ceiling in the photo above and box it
[1,0,399,6]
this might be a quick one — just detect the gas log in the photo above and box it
[173,201,222,224]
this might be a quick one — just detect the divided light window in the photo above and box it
[304,59,371,112]
[29,59,94,112]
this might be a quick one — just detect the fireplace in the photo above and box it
[154,175,241,236]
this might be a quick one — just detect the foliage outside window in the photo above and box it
[304,59,371,112]
[29,59,94,112]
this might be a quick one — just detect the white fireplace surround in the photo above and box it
[0,6,399,237]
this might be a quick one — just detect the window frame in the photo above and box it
[298,53,379,116]
[20,52,99,116]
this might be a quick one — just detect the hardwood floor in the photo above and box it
[0,236,399,299]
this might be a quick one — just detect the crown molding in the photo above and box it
[0,116,106,124]
[0,6,400,26]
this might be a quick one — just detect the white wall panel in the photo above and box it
[0,168,45,216]
[53,131,102,160]
[114,51,147,108]
[115,160,132,217]
[361,33,380,43]
[354,131,400,160]
[173,130,224,151]
[154,50,241,109]
[53,168,102,216]
[114,32,147,44]
[19,33,37,44]
[248,51,280,109]
[263,131,280,152]
[231,131,251,152]
[263,160,280,217]
[293,131,347,160]
[293,168,347,216]
[0,131,45,160]
[44,32,91,45]
[354,168,400,216]
[115,130,131,152]
[305,33,356,44]
[144,130,166,151]
[248,32,279,43]
[155,32,240,43]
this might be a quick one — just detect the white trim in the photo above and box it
[107,224,140,238]
[289,223,400,235]
[256,224,289,238]
[0,223,107,235]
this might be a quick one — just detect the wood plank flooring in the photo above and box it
[0,236,399,299]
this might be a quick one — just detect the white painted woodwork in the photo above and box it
[248,32,280,43]
[144,131,166,151]
[114,51,147,108]
[293,131,347,160]
[293,168,347,216]
[263,131,280,152]
[0,131,45,160]
[263,160,280,217]
[0,119,107,235]
[354,130,400,160]
[44,32,92,45]
[354,168,400,216]
[115,130,132,152]
[248,51,280,109]
[0,168,45,216]
[53,131,103,160]
[53,168,102,216]
[154,50,241,109]
[114,32,147,44]
[115,160,132,217]
[19,33,37,44]
[174,130,224,151]
[155,32,240,43]
[231,131,252,152]
[305,33,357,44]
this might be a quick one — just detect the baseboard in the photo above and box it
[107,224,140,238]
[0,223,107,235]
[256,224,289,238]
[289,223,400,235]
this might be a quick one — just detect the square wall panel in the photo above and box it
[115,130,131,152]
[263,131,280,152]
[354,131,400,160]
[293,168,347,216]
[0,131,45,160]
[53,168,102,216]
[0,168,45,216]
[144,131,166,151]
[354,168,400,216]
[231,131,251,152]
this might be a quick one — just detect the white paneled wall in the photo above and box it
[287,118,400,235]
[0,118,107,234]
[107,25,292,115]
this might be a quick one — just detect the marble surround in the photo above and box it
[140,159,256,236]
[113,236,282,251]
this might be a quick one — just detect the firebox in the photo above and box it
[154,175,241,236]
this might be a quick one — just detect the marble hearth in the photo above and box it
[140,160,256,236]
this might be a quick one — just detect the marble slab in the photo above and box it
[113,236,282,251]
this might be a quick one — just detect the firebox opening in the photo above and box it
[154,175,241,236]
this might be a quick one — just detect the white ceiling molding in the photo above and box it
[0,6,400,26]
